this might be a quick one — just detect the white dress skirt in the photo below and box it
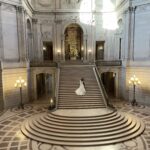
[75,80,86,96]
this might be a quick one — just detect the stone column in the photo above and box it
[83,34,88,62]
[16,6,26,61]
[61,34,65,61]
[128,6,136,61]
[54,20,62,62]
[0,3,4,61]
[32,18,38,62]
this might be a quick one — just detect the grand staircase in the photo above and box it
[21,63,145,146]
[58,66,106,109]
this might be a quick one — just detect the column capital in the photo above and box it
[32,18,38,24]
[15,6,24,12]
[128,6,137,12]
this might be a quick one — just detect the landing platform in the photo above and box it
[52,108,112,117]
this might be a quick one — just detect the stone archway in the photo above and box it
[64,23,83,60]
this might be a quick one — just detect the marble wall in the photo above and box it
[1,0,150,108]
[1,4,19,61]
[2,68,28,108]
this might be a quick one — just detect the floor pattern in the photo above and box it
[0,100,149,150]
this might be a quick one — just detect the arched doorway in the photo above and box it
[101,72,116,98]
[64,23,83,60]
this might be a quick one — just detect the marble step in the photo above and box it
[21,112,145,146]
[57,106,106,109]
[33,117,132,133]
[48,110,117,119]
[59,88,100,91]
[39,114,125,126]
[42,113,122,124]
[59,89,101,93]
[58,101,103,104]
[58,105,105,109]
[27,118,137,138]
[59,95,102,98]
[59,92,102,95]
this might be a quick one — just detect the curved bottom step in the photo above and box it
[21,109,145,146]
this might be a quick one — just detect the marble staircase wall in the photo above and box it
[1,3,19,61]
[125,67,150,105]
[2,68,28,108]
[0,66,3,110]
[134,6,150,60]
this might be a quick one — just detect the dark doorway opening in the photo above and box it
[43,42,53,61]
[96,41,105,60]
[101,72,116,98]
[36,73,53,100]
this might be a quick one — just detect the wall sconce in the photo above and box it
[88,50,92,63]
[14,77,27,109]
[57,50,61,53]
[57,50,61,61]
[113,73,116,77]
[129,75,141,106]
[88,49,92,53]
[98,46,103,50]
[43,46,46,51]
[81,46,84,51]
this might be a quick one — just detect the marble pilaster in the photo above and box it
[16,6,26,61]
[127,6,137,61]
[0,3,4,61]
[32,18,38,62]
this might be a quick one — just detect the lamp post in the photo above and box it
[14,77,27,109]
[129,75,141,106]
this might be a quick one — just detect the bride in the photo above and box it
[75,78,86,96]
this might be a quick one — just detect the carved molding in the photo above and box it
[61,0,83,9]
[42,31,51,39]
[136,4,150,12]
[1,3,16,12]
[37,0,54,7]
[40,19,53,25]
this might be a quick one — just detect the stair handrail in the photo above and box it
[55,66,60,110]
[93,66,115,109]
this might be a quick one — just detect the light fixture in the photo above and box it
[48,98,55,110]
[88,49,92,53]
[57,50,61,53]
[99,46,103,50]
[81,46,84,51]
[113,73,116,77]
[14,77,27,109]
[57,50,61,61]
[43,46,46,51]
[129,75,141,106]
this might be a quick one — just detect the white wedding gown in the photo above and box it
[75,80,86,96]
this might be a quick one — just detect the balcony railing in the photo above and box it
[96,60,122,66]
[30,61,57,67]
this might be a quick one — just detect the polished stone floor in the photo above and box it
[0,100,149,150]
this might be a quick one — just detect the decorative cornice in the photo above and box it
[136,3,150,12]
